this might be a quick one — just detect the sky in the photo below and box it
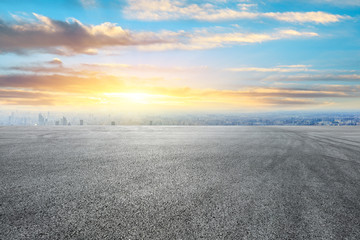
[0,0,359,113]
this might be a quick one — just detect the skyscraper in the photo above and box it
[38,113,45,126]
[62,117,67,126]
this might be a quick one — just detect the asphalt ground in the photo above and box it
[1,126,360,239]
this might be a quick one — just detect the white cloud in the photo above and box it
[136,29,318,51]
[226,65,315,73]
[262,11,347,24]
[227,67,310,73]
[49,58,63,65]
[237,3,258,11]
[277,65,312,68]
[226,66,360,77]
[124,0,348,23]
[177,29,318,50]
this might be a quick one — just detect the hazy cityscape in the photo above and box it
[2,111,360,126]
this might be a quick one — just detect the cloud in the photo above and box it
[139,29,318,51]
[262,98,320,105]
[196,88,351,99]
[124,0,348,23]
[0,13,319,54]
[4,61,207,79]
[277,65,312,68]
[237,3,258,11]
[262,11,346,24]
[0,74,125,93]
[2,61,358,109]
[49,58,63,65]
[0,88,107,106]
[265,74,360,82]
[0,89,51,99]
[0,89,57,106]
[226,65,315,73]
[0,87,329,107]
[193,29,318,44]
[0,13,172,55]
[80,63,208,73]
[0,98,56,106]
[6,63,88,76]
[0,71,356,108]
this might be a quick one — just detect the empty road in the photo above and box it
[1,126,360,239]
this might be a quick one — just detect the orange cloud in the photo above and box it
[1,63,358,110]
[0,83,351,109]
[0,74,125,93]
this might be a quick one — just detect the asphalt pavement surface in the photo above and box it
[1,126,360,239]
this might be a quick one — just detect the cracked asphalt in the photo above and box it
[1,126,360,239]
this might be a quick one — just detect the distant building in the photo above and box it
[8,112,15,125]
[55,121,59,125]
[38,113,45,126]
[111,121,115,125]
[61,117,67,126]
[80,119,84,125]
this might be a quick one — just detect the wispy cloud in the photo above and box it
[265,74,360,82]
[80,63,208,73]
[124,0,348,23]
[226,65,315,73]
[225,65,360,75]
[0,89,103,106]
[0,89,52,99]
[139,29,319,51]
[0,69,357,108]
[4,60,207,76]
[261,11,346,24]
[262,98,319,105]
[0,74,125,93]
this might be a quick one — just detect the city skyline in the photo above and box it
[2,110,359,126]
[1,0,360,112]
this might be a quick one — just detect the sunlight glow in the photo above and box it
[104,92,166,104]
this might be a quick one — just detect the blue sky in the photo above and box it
[0,0,359,112]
